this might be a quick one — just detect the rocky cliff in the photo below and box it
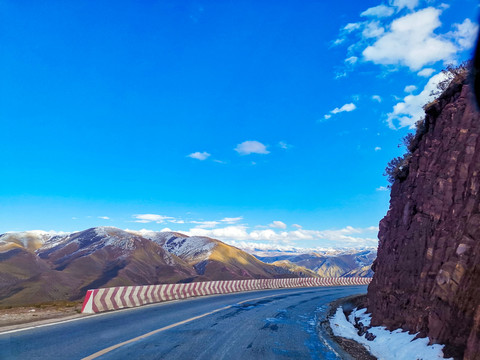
[367,75,480,359]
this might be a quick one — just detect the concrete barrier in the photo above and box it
[81,277,371,314]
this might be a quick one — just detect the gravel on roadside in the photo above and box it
[0,302,85,332]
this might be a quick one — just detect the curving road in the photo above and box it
[0,285,366,359]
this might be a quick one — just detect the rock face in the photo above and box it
[367,78,480,359]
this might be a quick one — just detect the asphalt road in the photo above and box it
[0,285,367,359]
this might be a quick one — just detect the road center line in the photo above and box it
[82,291,294,360]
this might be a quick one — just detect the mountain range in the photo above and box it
[255,250,376,278]
[0,227,375,306]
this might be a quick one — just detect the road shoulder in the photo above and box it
[0,303,85,333]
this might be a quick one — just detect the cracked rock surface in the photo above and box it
[367,79,480,360]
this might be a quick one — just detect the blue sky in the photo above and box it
[1,0,478,250]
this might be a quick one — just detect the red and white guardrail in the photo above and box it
[81,277,371,314]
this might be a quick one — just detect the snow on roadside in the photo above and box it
[329,307,452,360]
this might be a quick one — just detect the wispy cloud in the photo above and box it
[334,4,477,75]
[448,18,478,50]
[332,103,356,114]
[269,221,287,229]
[361,5,394,18]
[404,85,417,93]
[234,141,270,155]
[391,0,419,11]
[417,68,435,77]
[324,103,357,120]
[278,141,292,150]
[362,8,457,71]
[220,217,243,224]
[133,214,173,224]
[168,219,185,224]
[376,186,389,191]
[387,71,450,128]
[190,220,220,229]
[182,225,379,248]
[187,151,211,161]
[98,216,110,220]
[344,22,362,32]
[371,95,382,102]
[345,56,358,65]
[374,146,381,151]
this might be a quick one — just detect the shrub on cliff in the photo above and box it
[384,61,472,187]
[430,61,471,97]
[384,154,410,185]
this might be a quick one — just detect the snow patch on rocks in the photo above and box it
[163,236,215,261]
[329,307,452,360]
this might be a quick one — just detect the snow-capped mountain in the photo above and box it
[255,249,376,278]
[0,230,60,252]
[0,227,299,306]
[131,230,293,279]
[0,227,197,306]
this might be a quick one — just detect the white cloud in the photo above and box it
[168,219,185,224]
[417,68,435,77]
[450,18,478,50]
[220,217,243,224]
[333,23,362,47]
[234,141,270,155]
[98,216,110,220]
[190,220,220,229]
[226,241,378,255]
[363,8,457,71]
[361,5,394,18]
[372,95,382,102]
[292,224,302,229]
[324,114,332,120]
[344,22,362,32]
[387,71,451,128]
[187,225,250,240]
[133,214,173,224]
[362,21,385,38]
[270,221,287,229]
[335,5,477,82]
[374,146,382,151]
[345,56,358,64]
[391,0,419,11]
[278,141,292,150]
[404,85,417,92]
[376,186,389,191]
[187,151,211,161]
[331,103,357,114]
[183,225,379,248]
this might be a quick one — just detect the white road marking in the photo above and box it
[82,291,294,360]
